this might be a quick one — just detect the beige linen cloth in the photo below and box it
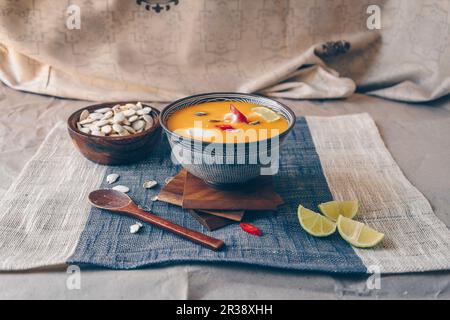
[0,0,449,103]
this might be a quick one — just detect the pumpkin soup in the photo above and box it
[167,101,289,143]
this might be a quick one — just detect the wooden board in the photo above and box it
[182,172,284,211]
[189,210,234,231]
[158,170,245,229]
[157,170,186,206]
[197,209,244,222]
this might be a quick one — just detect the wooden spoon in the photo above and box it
[88,189,225,251]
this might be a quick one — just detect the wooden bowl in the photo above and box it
[67,102,161,165]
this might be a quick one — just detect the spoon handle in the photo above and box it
[125,205,225,251]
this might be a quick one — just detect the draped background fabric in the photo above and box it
[0,0,449,102]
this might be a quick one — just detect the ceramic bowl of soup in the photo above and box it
[160,93,296,187]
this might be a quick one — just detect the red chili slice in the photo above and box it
[215,124,235,131]
[230,104,249,123]
[240,223,263,236]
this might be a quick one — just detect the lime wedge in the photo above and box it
[298,205,336,237]
[337,215,384,248]
[318,200,358,221]
[252,107,281,123]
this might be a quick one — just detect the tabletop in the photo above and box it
[0,81,449,299]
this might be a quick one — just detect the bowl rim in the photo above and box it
[159,92,296,146]
[67,101,161,140]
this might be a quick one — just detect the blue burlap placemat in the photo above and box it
[68,117,366,272]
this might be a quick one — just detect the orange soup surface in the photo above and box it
[167,101,289,143]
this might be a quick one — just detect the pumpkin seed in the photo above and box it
[128,115,139,123]
[89,113,104,120]
[143,180,158,189]
[143,115,153,130]
[123,109,136,117]
[142,114,153,123]
[132,120,145,131]
[208,119,221,123]
[112,123,124,133]
[101,111,113,120]
[79,110,90,121]
[113,112,125,124]
[119,130,130,136]
[79,127,91,134]
[112,185,130,193]
[87,123,100,131]
[195,111,208,116]
[123,125,136,134]
[112,105,121,114]
[96,107,112,113]
[94,119,110,127]
[106,173,119,184]
[91,130,105,136]
[130,222,143,234]
[79,118,95,125]
[165,177,173,184]
[101,125,112,134]
[137,107,151,115]
[249,121,260,125]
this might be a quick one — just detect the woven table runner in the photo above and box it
[1,113,449,273]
